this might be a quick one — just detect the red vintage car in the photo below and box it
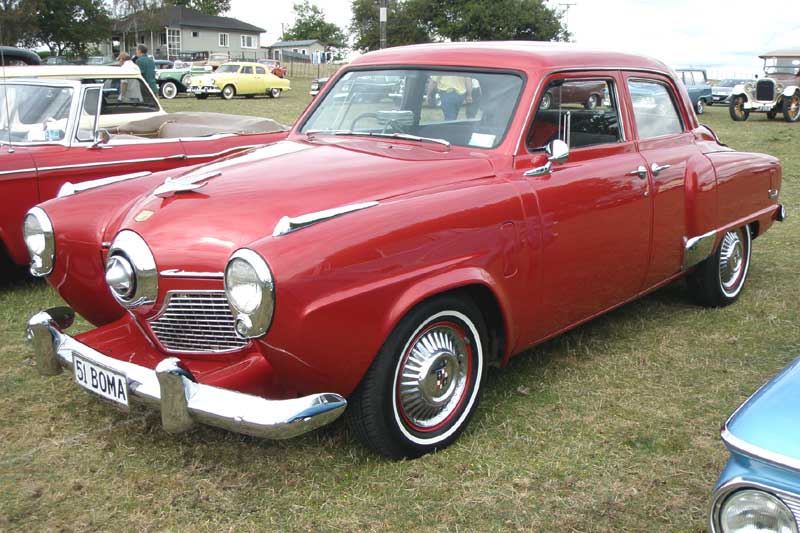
[0,78,288,269]
[26,43,786,458]
[258,59,289,79]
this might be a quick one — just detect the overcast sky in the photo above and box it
[229,0,800,77]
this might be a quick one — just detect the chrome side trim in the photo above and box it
[721,427,800,474]
[57,171,152,198]
[682,229,717,270]
[0,166,37,177]
[709,477,800,532]
[160,269,224,279]
[27,308,347,440]
[273,201,379,237]
[38,154,187,173]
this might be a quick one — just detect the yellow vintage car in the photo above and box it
[188,61,291,100]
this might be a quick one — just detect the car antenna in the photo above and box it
[0,36,14,153]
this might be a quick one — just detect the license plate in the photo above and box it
[73,354,129,407]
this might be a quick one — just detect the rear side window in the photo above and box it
[527,78,621,151]
[241,66,253,75]
[255,66,266,75]
[627,80,683,139]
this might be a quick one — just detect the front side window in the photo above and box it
[0,84,73,143]
[300,68,524,150]
[76,87,100,142]
[255,66,266,75]
[627,79,683,139]
[218,33,229,47]
[527,78,620,151]
[216,64,239,74]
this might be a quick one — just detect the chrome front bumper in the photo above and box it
[27,307,347,440]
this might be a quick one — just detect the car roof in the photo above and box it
[0,65,142,79]
[759,49,800,59]
[350,41,674,76]
[0,77,83,89]
[224,62,263,67]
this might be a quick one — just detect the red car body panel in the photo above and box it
[36,42,783,401]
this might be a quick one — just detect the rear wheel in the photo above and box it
[346,294,487,458]
[695,98,705,114]
[268,88,282,98]
[729,95,750,121]
[221,84,235,100]
[687,226,752,307]
[160,81,178,100]
[783,91,800,122]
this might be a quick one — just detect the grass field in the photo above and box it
[1,92,798,531]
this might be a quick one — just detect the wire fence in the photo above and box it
[285,61,342,79]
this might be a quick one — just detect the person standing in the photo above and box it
[431,75,472,121]
[117,52,142,102]
[135,44,158,97]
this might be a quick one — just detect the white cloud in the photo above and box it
[228,0,353,47]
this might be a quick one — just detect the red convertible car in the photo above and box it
[26,43,785,458]
[0,78,288,268]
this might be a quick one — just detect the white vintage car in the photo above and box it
[1,65,165,128]
[729,50,800,122]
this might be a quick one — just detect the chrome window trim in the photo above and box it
[709,477,800,532]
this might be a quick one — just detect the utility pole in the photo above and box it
[559,2,576,39]
[379,0,387,49]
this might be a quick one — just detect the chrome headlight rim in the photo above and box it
[712,483,798,533]
[106,230,158,308]
[224,248,274,339]
[23,207,55,277]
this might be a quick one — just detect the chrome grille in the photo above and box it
[148,291,248,353]
[756,80,775,101]
[782,492,800,529]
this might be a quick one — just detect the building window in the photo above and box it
[192,31,199,38]
[218,33,229,47]
[167,28,181,53]
[301,49,307,55]
[241,34,255,49]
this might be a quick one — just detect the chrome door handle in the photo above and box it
[627,165,647,179]
[650,162,671,176]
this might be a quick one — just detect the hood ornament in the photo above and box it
[153,170,222,198]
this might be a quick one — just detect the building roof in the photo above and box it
[759,49,800,59]
[115,6,264,34]
[269,40,322,48]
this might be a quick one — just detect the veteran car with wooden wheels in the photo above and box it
[729,50,800,122]
[188,61,291,100]
[26,43,785,458]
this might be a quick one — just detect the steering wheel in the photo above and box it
[349,112,380,131]
[349,112,405,134]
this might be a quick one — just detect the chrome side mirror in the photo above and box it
[525,139,570,177]
[91,128,110,148]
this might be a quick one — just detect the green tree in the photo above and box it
[0,0,39,47]
[350,0,430,52]
[283,1,347,49]
[166,0,230,16]
[33,0,112,56]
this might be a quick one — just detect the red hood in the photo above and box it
[114,139,495,273]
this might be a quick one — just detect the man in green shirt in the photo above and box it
[135,44,158,97]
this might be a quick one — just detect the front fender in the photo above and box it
[782,85,800,97]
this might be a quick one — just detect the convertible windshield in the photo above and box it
[0,84,73,142]
[301,69,524,149]
[216,64,239,73]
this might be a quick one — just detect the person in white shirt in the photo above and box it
[116,52,142,102]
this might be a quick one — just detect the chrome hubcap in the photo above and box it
[719,229,745,293]
[397,324,469,430]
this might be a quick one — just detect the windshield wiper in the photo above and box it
[307,129,450,148]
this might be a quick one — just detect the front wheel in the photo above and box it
[221,84,235,100]
[783,91,800,122]
[160,81,178,100]
[729,95,750,121]
[695,98,705,114]
[346,295,487,458]
[687,226,752,307]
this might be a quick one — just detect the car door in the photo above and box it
[254,66,268,93]
[239,65,255,94]
[622,73,695,288]
[515,72,652,340]
[0,146,38,265]
[31,84,188,200]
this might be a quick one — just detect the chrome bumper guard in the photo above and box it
[27,307,347,440]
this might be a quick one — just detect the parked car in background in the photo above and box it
[2,65,165,128]
[155,63,213,99]
[0,46,41,66]
[45,56,69,65]
[189,62,290,100]
[0,78,288,269]
[729,50,800,122]
[154,59,174,70]
[709,356,800,532]
[537,79,607,110]
[711,79,752,105]
[25,43,785,459]
[258,58,288,78]
[676,68,713,114]
[310,76,329,96]
[195,52,230,71]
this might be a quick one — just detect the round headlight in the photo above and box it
[106,230,157,308]
[23,207,55,277]
[224,248,274,339]
[720,489,797,533]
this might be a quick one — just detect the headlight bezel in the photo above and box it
[713,486,798,533]
[224,248,274,339]
[23,207,55,277]
[106,230,158,308]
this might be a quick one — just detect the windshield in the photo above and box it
[216,64,239,74]
[0,84,73,142]
[300,68,524,149]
